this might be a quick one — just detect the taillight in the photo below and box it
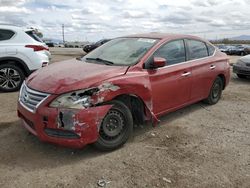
[25,45,49,51]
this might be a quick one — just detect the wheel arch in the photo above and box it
[97,92,152,126]
[90,79,159,125]
[217,74,226,90]
[0,57,31,76]
[113,94,147,126]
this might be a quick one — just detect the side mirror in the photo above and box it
[153,57,166,68]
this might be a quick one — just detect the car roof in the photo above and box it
[0,24,35,32]
[124,33,204,41]
[0,24,21,29]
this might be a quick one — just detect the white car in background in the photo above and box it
[0,24,50,92]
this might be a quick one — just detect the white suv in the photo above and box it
[0,24,51,92]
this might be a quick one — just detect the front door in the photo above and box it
[145,39,192,115]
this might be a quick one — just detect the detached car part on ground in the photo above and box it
[18,33,230,151]
[0,25,50,92]
[233,55,250,78]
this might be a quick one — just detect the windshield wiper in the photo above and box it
[86,57,114,65]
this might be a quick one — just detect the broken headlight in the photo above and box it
[50,90,92,109]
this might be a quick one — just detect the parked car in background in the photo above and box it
[0,24,50,92]
[244,46,250,55]
[18,33,230,150]
[44,39,65,48]
[65,42,87,48]
[218,45,233,55]
[218,44,250,56]
[229,46,246,56]
[45,41,54,47]
[54,43,65,48]
[233,55,250,78]
[83,39,111,53]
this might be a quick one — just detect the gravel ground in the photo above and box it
[0,49,249,188]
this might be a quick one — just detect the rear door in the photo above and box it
[146,39,192,115]
[0,29,16,56]
[186,39,217,101]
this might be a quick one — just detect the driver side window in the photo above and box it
[146,39,186,68]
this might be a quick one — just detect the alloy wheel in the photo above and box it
[0,67,21,90]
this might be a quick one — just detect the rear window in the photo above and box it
[0,29,15,41]
[25,31,43,43]
[187,40,208,60]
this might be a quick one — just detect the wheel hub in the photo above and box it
[100,110,125,140]
[0,68,21,89]
[212,83,220,98]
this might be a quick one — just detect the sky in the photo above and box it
[0,0,250,42]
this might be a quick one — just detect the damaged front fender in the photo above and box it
[91,80,160,126]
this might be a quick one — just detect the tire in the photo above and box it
[204,77,223,105]
[240,52,245,56]
[94,100,133,151]
[237,74,247,79]
[0,64,25,92]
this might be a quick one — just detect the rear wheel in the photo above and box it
[204,77,223,105]
[237,74,247,79]
[0,64,24,92]
[94,100,133,151]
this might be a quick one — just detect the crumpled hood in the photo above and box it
[26,59,128,94]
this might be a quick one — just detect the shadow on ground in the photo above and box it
[0,101,205,171]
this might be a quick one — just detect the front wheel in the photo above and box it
[0,64,25,92]
[204,77,223,105]
[94,100,133,151]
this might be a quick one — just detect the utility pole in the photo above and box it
[62,24,65,44]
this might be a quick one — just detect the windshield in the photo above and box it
[25,30,44,43]
[82,37,159,66]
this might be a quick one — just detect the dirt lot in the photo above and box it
[0,48,249,188]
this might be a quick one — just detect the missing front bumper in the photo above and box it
[18,102,113,148]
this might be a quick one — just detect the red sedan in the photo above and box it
[17,33,230,150]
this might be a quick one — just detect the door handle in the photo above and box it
[181,72,191,77]
[210,65,216,70]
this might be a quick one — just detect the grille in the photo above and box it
[19,83,49,113]
[44,128,80,139]
[237,70,250,75]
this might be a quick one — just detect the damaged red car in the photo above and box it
[17,33,230,150]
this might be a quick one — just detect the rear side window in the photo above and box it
[207,43,215,56]
[25,31,43,43]
[0,29,15,41]
[152,40,186,66]
[187,40,208,60]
